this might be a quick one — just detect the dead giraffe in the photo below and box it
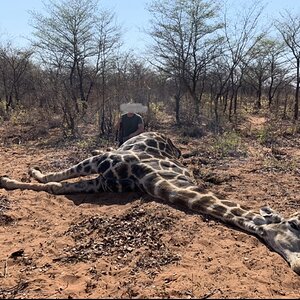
[1,131,300,274]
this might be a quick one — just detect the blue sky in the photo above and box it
[0,0,300,53]
[0,0,151,52]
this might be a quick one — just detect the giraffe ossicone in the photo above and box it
[1,131,300,274]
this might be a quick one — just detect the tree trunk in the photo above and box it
[174,94,181,125]
[255,78,262,110]
[294,57,300,121]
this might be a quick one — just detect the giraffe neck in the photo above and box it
[157,184,267,235]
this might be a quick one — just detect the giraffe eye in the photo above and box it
[288,221,300,231]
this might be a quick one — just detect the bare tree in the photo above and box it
[94,9,122,136]
[0,42,33,113]
[147,0,222,124]
[30,0,122,136]
[212,0,265,125]
[263,39,288,109]
[276,10,300,121]
[243,38,276,110]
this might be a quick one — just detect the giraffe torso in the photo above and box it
[93,132,195,195]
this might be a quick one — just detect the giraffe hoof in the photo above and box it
[0,176,11,189]
[28,167,41,176]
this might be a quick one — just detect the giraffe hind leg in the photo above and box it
[101,177,137,193]
[59,177,138,194]
[29,155,103,183]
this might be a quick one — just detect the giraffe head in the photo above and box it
[259,207,300,274]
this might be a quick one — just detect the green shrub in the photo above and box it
[212,131,246,157]
[256,126,277,146]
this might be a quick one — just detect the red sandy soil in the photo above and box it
[1,116,300,299]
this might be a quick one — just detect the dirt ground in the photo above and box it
[1,116,300,299]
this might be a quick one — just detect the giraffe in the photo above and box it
[1,131,300,274]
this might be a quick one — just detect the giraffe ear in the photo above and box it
[260,207,283,223]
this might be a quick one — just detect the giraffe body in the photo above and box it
[1,131,300,274]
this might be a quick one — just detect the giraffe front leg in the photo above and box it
[0,175,137,195]
[0,176,63,194]
[0,175,101,194]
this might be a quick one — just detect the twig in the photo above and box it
[49,282,69,297]
[200,288,221,299]
[3,259,8,278]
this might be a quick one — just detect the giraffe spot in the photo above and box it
[121,145,133,151]
[70,167,76,174]
[173,179,191,188]
[145,172,160,183]
[240,204,251,211]
[166,138,181,158]
[76,164,83,172]
[199,195,215,206]
[177,175,190,181]
[184,170,192,177]
[156,137,166,144]
[212,205,228,217]
[225,212,235,220]
[177,190,198,199]
[109,154,120,160]
[133,144,146,152]
[191,196,214,212]
[84,166,91,173]
[146,139,158,148]
[237,218,247,227]
[83,159,90,166]
[222,201,238,207]
[119,179,135,192]
[109,155,123,167]
[114,164,129,179]
[159,142,165,150]
[231,208,245,217]
[104,170,116,179]
[104,178,120,192]
[92,156,100,163]
[156,181,172,199]
[173,197,189,207]
[123,154,139,163]
[95,154,109,165]
[160,152,172,159]
[131,165,150,179]
[138,153,152,160]
[147,160,161,170]
[244,212,256,220]
[159,171,177,180]
[146,147,161,157]
[175,167,185,174]
[142,174,160,195]
[98,160,111,173]
[189,186,205,193]
[160,160,171,168]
